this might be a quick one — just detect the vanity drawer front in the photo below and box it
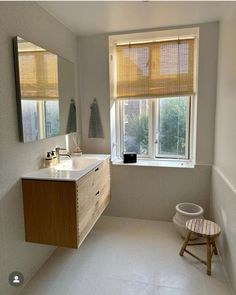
[91,159,110,193]
[76,159,110,206]
[97,174,110,205]
[78,179,111,244]
[78,177,109,222]
[76,159,111,247]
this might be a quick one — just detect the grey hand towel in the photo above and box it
[66,99,77,133]
[88,98,104,138]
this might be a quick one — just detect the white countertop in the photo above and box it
[22,154,110,182]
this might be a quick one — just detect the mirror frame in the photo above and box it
[13,37,24,141]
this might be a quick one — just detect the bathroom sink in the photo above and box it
[55,156,101,171]
[22,154,110,182]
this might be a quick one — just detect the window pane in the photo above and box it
[122,99,149,155]
[44,100,60,138]
[21,100,39,142]
[157,97,188,157]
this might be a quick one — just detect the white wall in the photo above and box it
[108,165,211,221]
[0,3,79,294]
[78,22,218,221]
[211,12,236,292]
[78,34,111,154]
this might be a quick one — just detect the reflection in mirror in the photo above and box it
[58,56,76,135]
[13,36,76,143]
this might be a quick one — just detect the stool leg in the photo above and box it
[206,237,212,275]
[179,231,191,256]
[212,239,218,255]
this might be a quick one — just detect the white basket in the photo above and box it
[173,203,204,239]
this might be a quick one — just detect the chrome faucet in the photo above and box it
[55,147,71,163]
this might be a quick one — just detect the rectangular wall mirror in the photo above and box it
[13,36,77,143]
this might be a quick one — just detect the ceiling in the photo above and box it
[38,1,236,36]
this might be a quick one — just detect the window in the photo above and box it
[110,28,198,163]
[118,96,191,160]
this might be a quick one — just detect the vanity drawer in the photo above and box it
[76,159,110,207]
[77,160,110,244]
[91,159,110,194]
[78,178,109,222]
[78,180,111,243]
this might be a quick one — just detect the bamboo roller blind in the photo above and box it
[19,50,59,99]
[115,38,195,99]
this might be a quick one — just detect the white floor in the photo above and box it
[20,216,233,295]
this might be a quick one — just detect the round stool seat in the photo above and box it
[186,219,221,237]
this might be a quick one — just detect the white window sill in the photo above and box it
[112,158,195,169]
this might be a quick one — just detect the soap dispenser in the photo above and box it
[51,150,57,165]
[44,152,53,168]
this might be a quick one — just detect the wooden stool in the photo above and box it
[179,219,221,275]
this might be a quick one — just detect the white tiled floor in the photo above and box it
[20,216,233,295]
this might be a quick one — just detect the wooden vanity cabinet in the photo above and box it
[22,159,110,248]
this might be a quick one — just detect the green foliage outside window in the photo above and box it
[159,97,187,156]
[125,113,149,155]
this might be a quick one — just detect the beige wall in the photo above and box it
[78,22,218,221]
[211,12,236,292]
[0,3,79,294]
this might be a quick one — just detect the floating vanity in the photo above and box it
[22,155,111,248]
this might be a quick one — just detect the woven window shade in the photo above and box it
[115,38,195,99]
[19,51,59,99]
